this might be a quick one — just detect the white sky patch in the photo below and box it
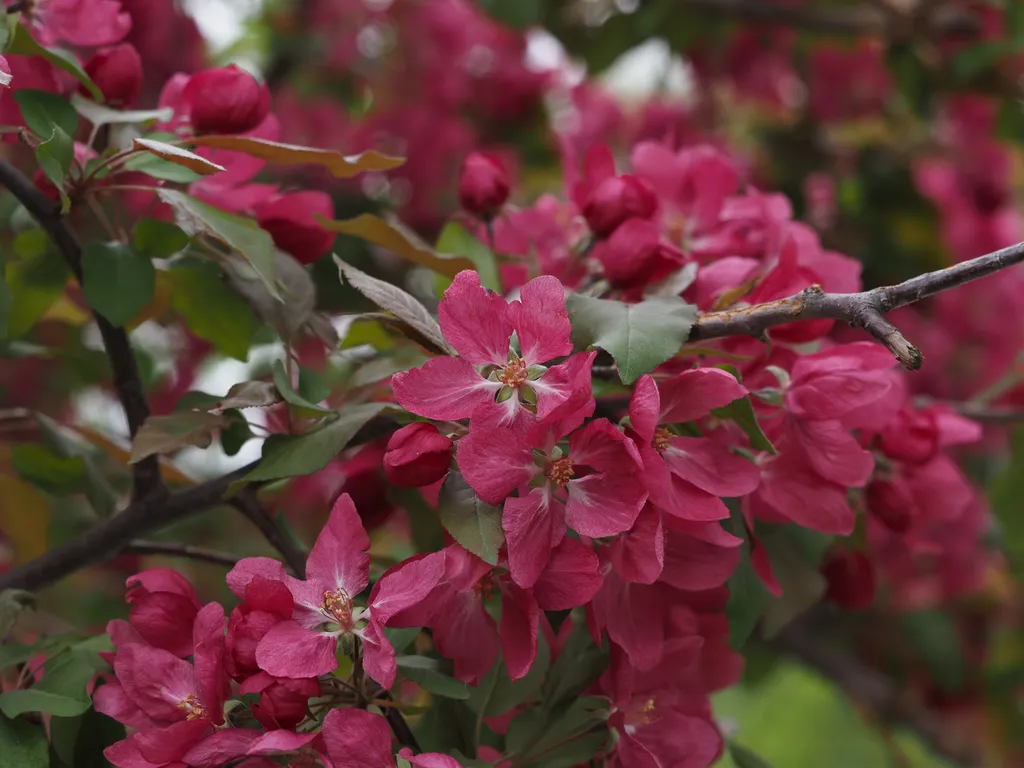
[183,0,264,53]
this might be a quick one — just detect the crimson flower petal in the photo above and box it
[658,368,748,424]
[438,270,512,365]
[663,437,760,497]
[565,472,646,538]
[393,356,499,421]
[305,492,370,596]
[457,426,536,506]
[499,582,539,681]
[256,621,338,678]
[608,504,664,585]
[322,708,394,768]
[226,557,288,600]
[509,275,573,364]
[628,375,660,443]
[503,488,565,588]
[533,536,603,609]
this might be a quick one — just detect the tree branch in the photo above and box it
[0,159,163,501]
[690,240,1024,370]
[231,486,307,578]
[122,540,240,568]
[775,620,982,768]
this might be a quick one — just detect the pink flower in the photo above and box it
[458,151,510,220]
[459,418,646,588]
[26,0,131,47]
[322,708,462,768]
[393,271,588,428]
[383,422,454,488]
[573,144,657,238]
[82,43,143,106]
[124,567,203,657]
[225,575,293,680]
[183,65,270,136]
[628,371,760,523]
[256,190,336,265]
[390,541,601,683]
[228,494,444,687]
[240,672,321,731]
[0,56,10,88]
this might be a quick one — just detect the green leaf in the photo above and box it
[0,714,48,768]
[435,221,500,292]
[565,294,697,384]
[725,506,768,649]
[157,190,279,299]
[437,472,503,566]
[335,257,453,356]
[468,638,550,718]
[0,689,91,718]
[35,125,73,211]
[323,214,474,278]
[271,359,333,416]
[4,245,68,338]
[758,530,826,639]
[8,23,101,99]
[13,89,79,139]
[728,740,777,768]
[390,487,445,555]
[478,0,543,28]
[220,416,254,457]
[713,397,776,454]
[133,137,226,176]
[11,443,85,495]
[396,656,471,699]
[213,381,282,412]
[167,262,257,361]
[245,402,387,482]
[0,589,34,638]
[81,243,156,327]
[508,696,609,765]
[415,697,478,757]
[543,617,608,710]
[129,411,228,462]
[384,627,421,654]
[133,219,190,258]
[952,40,1024,79]
[50,706,125,768]
[991,426,1024,578]
[124,146,203,183]
[188,135,404,177]
[521,730,608,768]
[70,93,173,127]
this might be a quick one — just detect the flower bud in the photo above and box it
[125,568,202,657]
[458,152,510,220]
[241,673,321,731]
[256,191,335,265]
[582,174,657,238]
[865,478,914,534]
[878,408,939,464]
[383,422,454,488]
[183,65,270,135]
[82,43,143,106]
[821,549,875,611]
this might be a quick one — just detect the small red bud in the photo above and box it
[878,408,939,464]
[82,43,143,107]
[256,191,335,266]
[821,549,875,611]
[383,423,454,488]
[183,65,270,135]
[865,478,914,534]
[582,174,657,238]
[458,152,509,220]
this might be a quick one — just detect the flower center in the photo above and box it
[178,694,207,721]
[498,357,529,387]
[322,588,354,628]
[652,427,671,454]
[473,571,497,601]
[546,456,575,487]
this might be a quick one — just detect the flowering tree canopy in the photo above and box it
[1,1,1024,767]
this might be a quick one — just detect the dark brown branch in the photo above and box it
[231,486,307,578]
[775,621,982,768]
[123,540,240,568]
[0,159,163,500]
[690,240,1024,370]
[678,0,979,38]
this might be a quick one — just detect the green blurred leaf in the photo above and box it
[990,426,1024,577]
[507,696,609,765]
[124,142,203,183]
[5,234,67,338]
[35,124,73,211]
[478,0,543,29]
[49,705,125,768]
[13,89,79,139]
[0,689,91,718]
[725,506,767,649]
[435,221,499,292]
[566,294,697,384]
[167,262,257,361]
[8,24,101,99]
[384,627,421,654]
[759,530,827,640]
[245,402,387,482]
[0,713,48,767]
[324,214,474,278]
[437,471,504,566]
[219,415,254,457]
[133,219,190,258]
[133,137,227,176]
[729,740,777,768]
[543,617,608,710]
[468,638,550,717]
[129,411,228,462]
[713,396,776,454]
[11,443,85,495]
[81,243,156,326]
[70,93,173,127]
[415,697,478,757]
[0,589,35,638]
[900,611,965,693]
[951,40,1024,79]
[271,359,333,416]
[157,190,278,299]
[189,134,404,177]
[397,656,470,699]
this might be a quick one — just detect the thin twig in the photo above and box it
[122,540,240,568]
[915,398,1024,424]
[231,486,308,578]
[775,620,982,768]
[0,159,163,500]
[690,240,1024,370]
